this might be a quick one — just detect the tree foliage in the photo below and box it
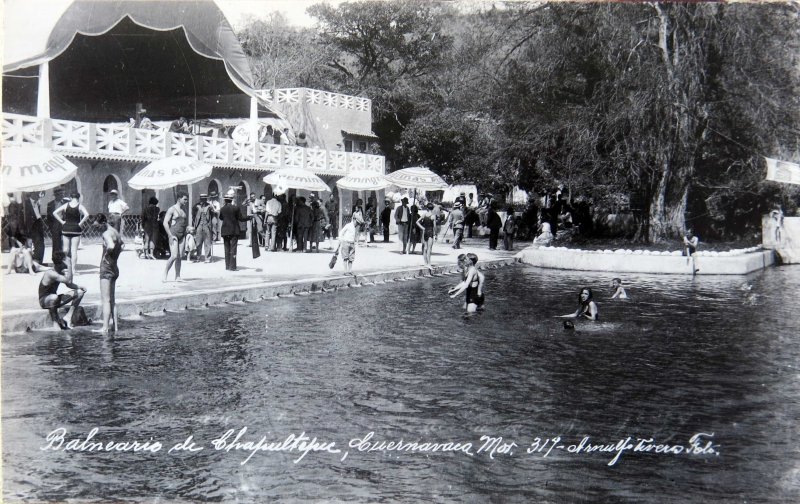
[237,1,800,242]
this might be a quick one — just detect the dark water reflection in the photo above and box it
[3,266,800,502]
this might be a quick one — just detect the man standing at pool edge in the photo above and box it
[219,190,251,271]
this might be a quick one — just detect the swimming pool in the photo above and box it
[3,265,799,502]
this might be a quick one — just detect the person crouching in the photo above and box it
[38,250,86,330]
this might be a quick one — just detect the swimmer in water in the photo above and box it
[610,278,628,299]
[558,287,598,321]
[448,253,485,312]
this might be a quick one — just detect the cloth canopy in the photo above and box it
[442,184,478,203]
[3,0,269,121]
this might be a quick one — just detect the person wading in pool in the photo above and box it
[559,287,598,321]
[448,253,485,312]
[610,278,628,299]
[38,250,86,330]
[162,192,189,282]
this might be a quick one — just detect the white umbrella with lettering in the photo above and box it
[263,167,330,193]
[335,170,391,191]
[264,167,330,252]
[127,156,212,190]
[384,166,448,191]
[1,145,78,192]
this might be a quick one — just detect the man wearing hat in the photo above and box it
[193,193,216,263]
[208,191,221,241]
[394,197,411,253]
[446,201,465,249]
[219,190,251,271]
[46,187,66,263]
[107,189,130,230]
[380,197,392,243]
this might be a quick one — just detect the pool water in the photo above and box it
[3,265,799,502]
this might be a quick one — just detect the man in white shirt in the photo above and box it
[107,190,129,231]
[208,191,222,241]
[265,194,282,251]
[338,221,357,274]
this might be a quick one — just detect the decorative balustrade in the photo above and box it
[2,113,384,175]
[254,88,371,113]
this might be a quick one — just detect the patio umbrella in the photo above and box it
[335,170,391,191]
[263,167,330,252]
[127,156,212,190]
[384,166,448,191]
[1,145,78,192]
[263,167,330,193]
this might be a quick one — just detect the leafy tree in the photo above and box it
[237,12,334,90]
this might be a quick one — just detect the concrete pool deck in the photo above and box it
[1,237,520,333]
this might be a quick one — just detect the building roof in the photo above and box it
[2,0,269,121]
[341,129,379,140]
[4,0,254,91]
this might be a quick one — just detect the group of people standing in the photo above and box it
[153,191,343,280]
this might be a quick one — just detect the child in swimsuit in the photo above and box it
[610,278,628,299]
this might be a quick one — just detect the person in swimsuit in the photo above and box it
[163,192,189,282]
[53,192,89,273]
[559,287,598,321]
[96,213,123,333]
[448,253,485,312]
[683,228,700,275]
[416,203,436,268]
[38,250,86,330]
[610,278,628,299]
[6,238,50,275]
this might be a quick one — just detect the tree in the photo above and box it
[308,0,454,170]
[237,12,334,90]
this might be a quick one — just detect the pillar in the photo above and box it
[37,62,50,118]
[250,96,259,142]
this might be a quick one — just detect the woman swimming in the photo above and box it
[559,287,598,321]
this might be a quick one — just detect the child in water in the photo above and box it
[448,253,485,312]
[610,278,628,299]
[559,287,598,321]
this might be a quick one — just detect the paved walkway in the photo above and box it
[2,235,522,331]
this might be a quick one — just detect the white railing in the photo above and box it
[1,113,385,176]
[254,88,371,113]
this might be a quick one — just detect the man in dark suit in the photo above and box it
[219,191,251,271]
[380,199,392,242]
[23,191,46,263]
[46,188,65,263]
[293,197,313,252]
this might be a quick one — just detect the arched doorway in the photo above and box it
[207,179,221,198]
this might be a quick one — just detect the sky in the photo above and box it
[215,0,344,28]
